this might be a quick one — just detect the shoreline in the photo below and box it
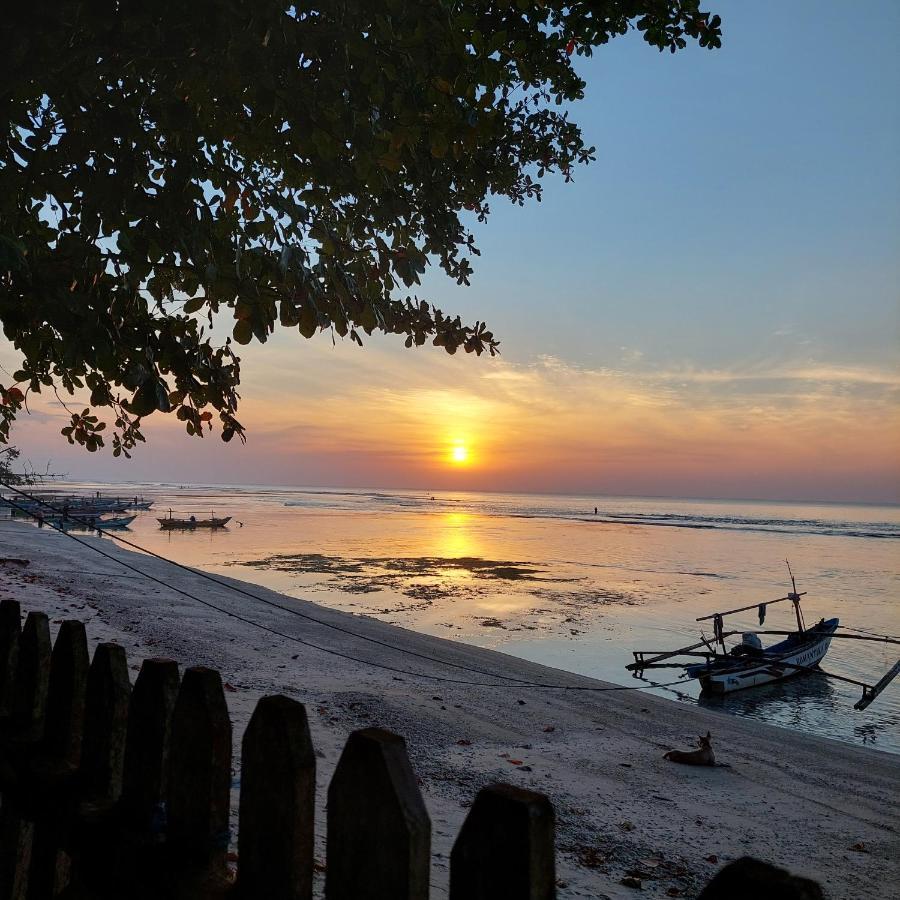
[2,518,898,898]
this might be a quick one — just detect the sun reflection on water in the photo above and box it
[438,512,476,567]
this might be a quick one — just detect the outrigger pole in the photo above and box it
[695,593,806,624]
[856,661,900,711]
[627,632,741,672]
[741,630,900,646]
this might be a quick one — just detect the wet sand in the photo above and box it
[2,518,898,899]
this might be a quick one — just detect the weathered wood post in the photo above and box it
[449,784,555,900]
[237,695,316,900]
[77,658,178,899]
[80,643,131,804]
[326,728,430,900]
[10,611,51,742]
[698,857,824,899]
[120,658,179,831]
[0,808,33,900]
[42,620,89,768]
[0,599,20,718]
[166,666,232,881]
[0,601,30,900]
[25,621,89,900]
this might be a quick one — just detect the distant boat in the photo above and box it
[10,500,131,517]
[4,493,151,516]
[39,513,137,530]
[158,515,231,530]
[94,514,138,530]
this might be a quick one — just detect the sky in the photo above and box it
[5,0,899,502]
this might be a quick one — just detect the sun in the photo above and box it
[451,444,468,464]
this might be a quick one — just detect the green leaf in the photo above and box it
[233,320,253,345]
[129,383,159,416]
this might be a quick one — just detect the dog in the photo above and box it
[663,731,716,766]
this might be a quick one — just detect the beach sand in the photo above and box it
[2,518,897,899]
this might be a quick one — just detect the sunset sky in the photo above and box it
[5,0,899,503]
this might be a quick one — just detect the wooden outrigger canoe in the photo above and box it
[627,564,900,711]
[158,515,231,530]
[39,513,137,530]
[685,617,839,695]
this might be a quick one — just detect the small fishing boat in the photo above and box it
[628,563,900,711]
[97,514,138,529]
[9,497,132,517]
[685,618,839,694]
[37,513,137,530]
[158,514,231,530]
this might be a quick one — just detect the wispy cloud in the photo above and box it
[3,336,898,501]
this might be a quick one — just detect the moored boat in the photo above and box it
[627,564,900,711]
[685,618,839,694]
[96,514,138,529]
[158,515,231,530]
[37,513,137,530]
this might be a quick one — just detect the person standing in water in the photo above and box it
[594,506,598,515]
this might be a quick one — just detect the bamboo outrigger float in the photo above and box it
[627,563,900,711]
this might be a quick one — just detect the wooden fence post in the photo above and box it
[120,658,179,831]
[80,643,131,804]
[0,599,20,718]
[0,806,33,900]
[42,620,90,769]
[10,611,51,742]
[23,622,89,900]
[237,695,316,900]
[698,857,824,899]
[166,666,232,877]
[449,783,555,900]
[326,727,430,900]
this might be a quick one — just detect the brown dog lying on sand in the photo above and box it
[664,731,715,766]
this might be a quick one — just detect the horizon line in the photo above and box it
[28,477,900,509]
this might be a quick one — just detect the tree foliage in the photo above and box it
[0,446,52,485]
[0,1,721,454]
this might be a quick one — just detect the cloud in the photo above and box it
[2,334,898,502]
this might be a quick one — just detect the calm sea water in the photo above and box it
[12,483,900,753]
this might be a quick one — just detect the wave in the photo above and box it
[574,515,899,540]
[279,491,899,541]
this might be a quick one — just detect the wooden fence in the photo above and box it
[0,600,821,900]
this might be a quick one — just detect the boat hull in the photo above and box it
[38,514,137,530]
[158,516,231,530]
[688,619,839,695]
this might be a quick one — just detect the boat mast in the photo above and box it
[786,560,805,633]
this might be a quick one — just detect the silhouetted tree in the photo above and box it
[0,1,721,454]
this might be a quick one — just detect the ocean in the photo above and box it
[13,483,900,754]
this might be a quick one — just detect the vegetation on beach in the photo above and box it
[1,2,721,455]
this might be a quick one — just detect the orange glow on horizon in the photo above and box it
[5,336,898,503]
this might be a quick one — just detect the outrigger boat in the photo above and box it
[35,513,137,530]
[627,564,900,711]
[158,512,231,530]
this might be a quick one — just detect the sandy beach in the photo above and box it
[2,517,898,899]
